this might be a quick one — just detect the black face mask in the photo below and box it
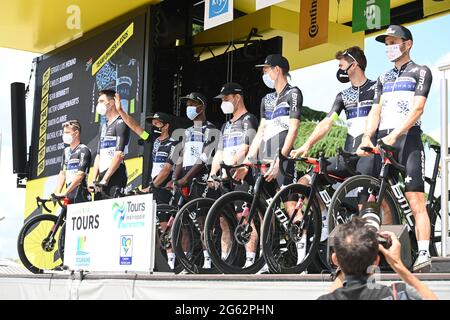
[151,125,163,136]
[336,63,354,83]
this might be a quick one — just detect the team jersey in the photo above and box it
[60,144,92,200]
[181,121,217,177]
[260,83,303,158]
[374,61,432,131]
[327,79,377,152]
[218,112,259,165]
[97,116,130,173]
[151,137,176,180]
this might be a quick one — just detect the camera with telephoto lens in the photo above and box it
[360,202,391,249]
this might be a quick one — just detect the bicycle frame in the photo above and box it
[369,143,444,234]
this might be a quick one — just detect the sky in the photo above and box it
[1,14,449,260]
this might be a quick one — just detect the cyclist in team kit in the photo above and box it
[290,46,379,240]
[91,89,131,199]
[115,95,178,268]
[54,120,92,203]
[358,25,433,272]
[207,82,259,268]
[115,94,176,204]
[233,54,303,264]
[169,92,219,268]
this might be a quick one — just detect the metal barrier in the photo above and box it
[439,62,450,257]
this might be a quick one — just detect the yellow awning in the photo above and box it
[0,0,161,53]
[234,0,416,23]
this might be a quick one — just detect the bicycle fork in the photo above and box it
[43,209,66,252]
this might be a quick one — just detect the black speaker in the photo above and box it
[328,224,412,271]
[10,82,28,176]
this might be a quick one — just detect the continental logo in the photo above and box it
[92,22,134,75]
[308,0,319,37]
[37,67,50,176]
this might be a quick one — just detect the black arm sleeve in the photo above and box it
[415,65,432,98]
[165,141,177,166]
[78,146,92,174]
[242,113,259,145]
[289,87,303,120]
[327,93,344,118]
[202,124,219,162]
[373,76,383,104]
[115,119,131,152]
[60,149,67,171]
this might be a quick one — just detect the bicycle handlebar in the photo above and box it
[362,140,406,173]
[51,193,68,208]
[36,197,52,213]
[36,194,68,212]
[336,147,359,176]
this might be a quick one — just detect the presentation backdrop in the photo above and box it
[30,13,146,179]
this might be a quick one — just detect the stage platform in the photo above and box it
[2,262,450,300]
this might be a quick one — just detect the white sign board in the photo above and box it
[64,194,156,272]
[256,0,285,10]
[204,0,234,30]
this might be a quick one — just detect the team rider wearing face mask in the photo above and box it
[54,120,92,203]
[293,46,377,175]
[208,82,258,187]
[208,83,259,268]
[91,89,131,199]
[358,25,433,272]
[169,92,217,200]
[290,47,378,242]
[234,54,303,219]
[114,93,176,204]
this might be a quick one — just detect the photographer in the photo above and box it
[317,217,437,300]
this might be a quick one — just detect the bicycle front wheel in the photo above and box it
[155,204,184,274]
[328,175,405,268]
[17,214,63,274]
[262,184,322,274]
[171,198,218,274]
[204,191,266,274]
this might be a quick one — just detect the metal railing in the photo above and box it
[439,62,450,257]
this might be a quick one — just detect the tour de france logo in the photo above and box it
[112,202,127,228]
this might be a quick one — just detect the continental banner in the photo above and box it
[299,0,329,50]
[352,0,390,33]
[423,0,450,17]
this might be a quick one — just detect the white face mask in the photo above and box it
[262,73,275,89]
[62,133,73,145]
[96,102,108,116]
[186,106,200,120]
[386,43,404,62]
[220,101,234,114]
